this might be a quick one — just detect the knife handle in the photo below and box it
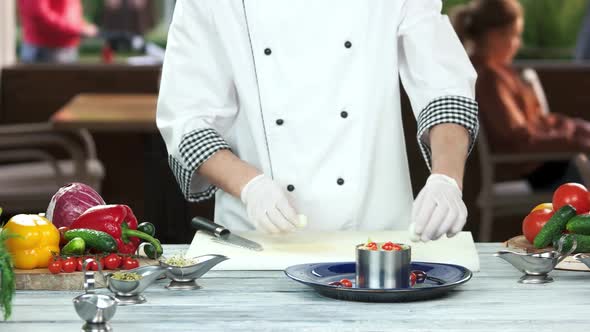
[191,217,230,237]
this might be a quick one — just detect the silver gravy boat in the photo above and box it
[160,254,228,290]
[495,235,577,284]
[72,259,117,332]
[573,253,590,269]
[105,265,169,305]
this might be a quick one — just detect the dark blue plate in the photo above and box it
[284,262,472,302]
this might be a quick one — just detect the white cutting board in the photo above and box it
[186,231,480,272]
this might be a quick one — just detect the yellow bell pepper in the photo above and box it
[2,214,60,269]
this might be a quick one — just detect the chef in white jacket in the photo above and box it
[157,0,479,242]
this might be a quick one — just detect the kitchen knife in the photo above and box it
[190,217,264,251]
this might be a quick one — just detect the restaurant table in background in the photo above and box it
[51,94,158,132]
[50,93,203,243]
[5,243,590,332]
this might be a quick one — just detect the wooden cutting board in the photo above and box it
[187,231,481,272]
[15,258,158,290]
[504,235,590,271]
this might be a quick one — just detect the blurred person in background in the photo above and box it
[98,0,155,57]
[18,0,98,63]
[100,0,155,37]
[451,0,590,190]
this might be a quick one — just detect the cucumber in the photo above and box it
[64,229,118,253]
[533,205,576,248]
[61,237,85,255]
[566,214,590,235]
[143,243,157,259]
[553,234,590,253]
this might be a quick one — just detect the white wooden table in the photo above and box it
[4,244,590,331]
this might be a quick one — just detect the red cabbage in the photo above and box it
[46,183,105,228]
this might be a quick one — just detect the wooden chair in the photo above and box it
[476,68,587,242]
[574,153,590,186]
[0,123,104,215]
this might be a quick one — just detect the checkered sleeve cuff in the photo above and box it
[416,96,479,170]
[168,128,231,202]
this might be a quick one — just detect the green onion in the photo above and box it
[1,210,17,320]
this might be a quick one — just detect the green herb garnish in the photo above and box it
[161,254,197,267]
[111,271,142,281]
[1,208,17,321]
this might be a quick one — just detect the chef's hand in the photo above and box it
[240,174,301,234]
[409,174,467,242]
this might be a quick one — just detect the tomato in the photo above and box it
[412,270,427,283]
[329,279,353,288]
[79,257,99,271]
[522,208,554,243]
[366,242,377,250]
[104,254,122,270]
[85,259,98,271]
[48,260,62,274]
[382,242,402,251]
[339,279,353,288]
[76,257,85,271]
[531,203,553,213]
[382,243,393,251]
[410,272,417,287]
[553,183,590,214]
[58,227,70,247]
[122,257,139,270]
[61,257,76,273]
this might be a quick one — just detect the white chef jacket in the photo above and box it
[156,0,479,231]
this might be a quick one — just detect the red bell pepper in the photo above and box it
[70,205,162,255]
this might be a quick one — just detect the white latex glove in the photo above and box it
[409,174,467,242]
[240,174,304,234]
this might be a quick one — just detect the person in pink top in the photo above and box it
[18,0,98,63]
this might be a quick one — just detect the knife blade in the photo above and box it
[190,217,264,251]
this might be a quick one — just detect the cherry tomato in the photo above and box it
[412,270,427,283]
[381,242,402,251]
[48,260,62,274]
[61,257,77,273]
[58,227,70,247]
[122,257,140,270]
[104,254,122,270]
[366,242,378,250]
[410,272,417,286]
[522,208,554,244]
[76,257,84,271]
[79,256,99,271]
[339,279,352,288]
[553,183,590,214]
[382,242,394,251]
[86,260,99,271]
